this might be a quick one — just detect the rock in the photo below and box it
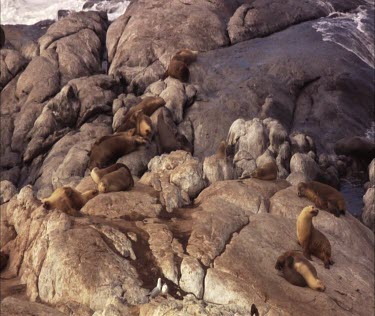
[203,154,235,185]
[369,158,375,185]
[290,153,320,181]
[0,49,27,89]
[290,132,316,155]
[286,171,310,186]
[0,297,67,316]
[362,188,374,231]
[0,180,17,204]
[117,143,158,177]
[81,183,162,219]
[179,256,205,299]
[159,78,187,124]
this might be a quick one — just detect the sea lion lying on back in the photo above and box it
[251,161,278,180]
[42,187,98,216]
[116,97,165,132]
[276,250,325,291]
[88,133,147,170]
[91,163,134,193]
[163,49,198,82]
[297,181,346,217]
[297,206,334,269]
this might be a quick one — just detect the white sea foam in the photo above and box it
[365,121,375,140]
[0,0,130,25]
[313,4,375,68]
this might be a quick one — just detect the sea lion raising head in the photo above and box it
[297,205,334,269]
[251,161,278,180]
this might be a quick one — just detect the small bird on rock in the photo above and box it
[147,278,162,299]
[161,283,169,296]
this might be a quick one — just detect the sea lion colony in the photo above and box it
[1,48,357,300]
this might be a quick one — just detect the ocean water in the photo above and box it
[0,0,130,25]
[313,1,375,68]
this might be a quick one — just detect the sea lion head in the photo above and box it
[42,200,51,210]
[315,279,326,292]
[303,205,319,217]
[297,182,307,197]
[98,182,108,193]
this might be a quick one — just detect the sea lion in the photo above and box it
[275,250,325,291]
[216,140,228,160]
[42,187,98,216]
[157,110,192,153]
[297,181,346,217]
[172,49,198,65]
[116,97,165,132]
[98,167,134,193]
[135,110,154,140]
[297,206,334,269]
[88,134,147,170]
[251,161,278,180]
[91,163,129,184]
[0,251,9,272]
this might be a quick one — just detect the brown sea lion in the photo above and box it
[172,49,198,65]
[98,167,134,193]
[88,134,147,170]
[297,181,346,217]
[251,161,278,180]
[157,110,192,154]
[297,206,334,269]
[275,250,325,291]
[42,187,98,216]
[0,251,9,272]
[216,140,228,160]
[116,97,165,132]
[91,163,129,184]
[135,110,154,140]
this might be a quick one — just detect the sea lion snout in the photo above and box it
[311,208,319,216]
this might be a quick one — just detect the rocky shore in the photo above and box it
[1,0,374,315]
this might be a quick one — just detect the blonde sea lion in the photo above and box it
[116,97,165,132]
[275,251,325,291]
[297,181,346,217]
[297,206,334,269]
[98,167,134,193]
[42,187,98,216]
[251,161,278,180]
[88,134,147,170]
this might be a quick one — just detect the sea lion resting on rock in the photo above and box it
[135,110,154,140]
[297,181,346,217]
[275,251,325,291]
[116,97,165,132]
[297,206,334,269]
[42,187,98,216]
[88,133,147,170]
[157,110,192,153]
[251,161,278,180]
[163,49,198,82]
[91,163,134,193]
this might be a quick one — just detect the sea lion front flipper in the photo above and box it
[302,239,313,261]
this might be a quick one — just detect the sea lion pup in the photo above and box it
[98,167,134,193]
[251,161,278,180]
[297,206,334,269]
[157,110,192,153]
[42,187,98,216]
[0,251,9,272]
[116,97,165,132]
[275,251,325,291]
[297,181,346,217]
[91,163,129,184]
[88,134,148,170]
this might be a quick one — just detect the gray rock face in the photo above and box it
[0,49,27,89]
[0,180,17,204]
